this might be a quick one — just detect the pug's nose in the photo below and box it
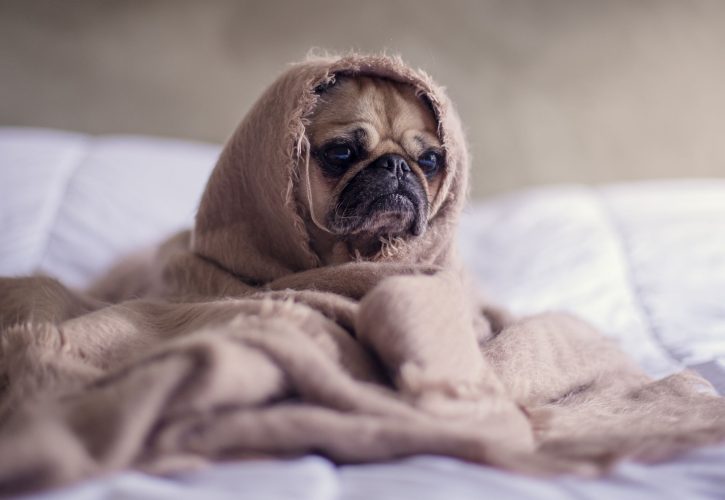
[374,153,411,178]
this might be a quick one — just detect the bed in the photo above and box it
[2,127,724,499]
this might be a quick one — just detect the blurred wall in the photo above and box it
[2,0,725,197]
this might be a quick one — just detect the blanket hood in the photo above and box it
[192,54,469,285]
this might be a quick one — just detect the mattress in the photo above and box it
[2,127,724,499]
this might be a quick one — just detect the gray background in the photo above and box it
[2,0,725,197]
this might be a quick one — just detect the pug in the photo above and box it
[303,76,445,264]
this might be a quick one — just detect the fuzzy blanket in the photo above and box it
[1,54,725,496]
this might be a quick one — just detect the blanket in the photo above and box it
[1,54,724,496]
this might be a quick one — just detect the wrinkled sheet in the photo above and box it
[2,127,724,499]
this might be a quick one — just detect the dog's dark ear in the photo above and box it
[417,92,438,122]
[314,75,337,94]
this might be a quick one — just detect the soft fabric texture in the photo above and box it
[1,55,725,496]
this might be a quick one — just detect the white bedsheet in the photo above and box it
[2,127,724,499]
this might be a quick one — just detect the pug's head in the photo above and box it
[304,76,445,262]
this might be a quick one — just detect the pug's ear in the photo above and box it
[314,75,338,95]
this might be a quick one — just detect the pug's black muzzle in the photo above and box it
[328,153,429,237]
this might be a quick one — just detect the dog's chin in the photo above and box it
[327,191,427,254]
[363,192,419,235]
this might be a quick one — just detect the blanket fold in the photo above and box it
[1,53,725,495]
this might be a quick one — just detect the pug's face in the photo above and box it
[305,76,444,261]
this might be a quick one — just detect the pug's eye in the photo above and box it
[323,145,354,166]
[418,150,442,177]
